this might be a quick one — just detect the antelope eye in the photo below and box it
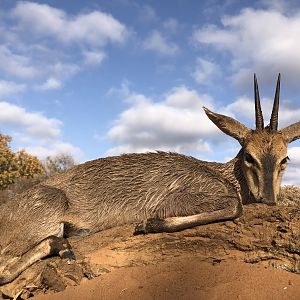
[280,156,290,165]
[244,153,255,164]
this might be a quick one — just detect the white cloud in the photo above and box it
[224,96,300,129]
[105,82,300,185]
[34,77,62,91]
[143,30,179,56]
[139,5,157,22]
[260,0,289,11]
[0,41,80,82]
[0,101,83,161]
[83,50,106,65]
[12,2,128,47]
[105,80,132,99]
[24,142,83,162]
[48,62,80,80]
[0,80,26,97]
[0,45,38,79]
[282,146,300,185]
[193,58,221,85]
[192,8,300,86]
[0,2,128,92]
[106,85,219,155]
[163,18,179,34]
[0,102,61,139]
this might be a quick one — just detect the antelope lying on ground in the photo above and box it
[1,74,300,285]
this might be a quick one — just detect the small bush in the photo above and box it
[0,148,77,204]
[0,133,44,189]
[44,153,75,176]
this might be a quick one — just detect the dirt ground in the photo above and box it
[33,259,300,300]
[1,204,300,300]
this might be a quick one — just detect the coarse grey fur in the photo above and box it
[0,151,243,256]
[1,74,300,284]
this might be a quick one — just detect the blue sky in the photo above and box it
[1,0,300,185]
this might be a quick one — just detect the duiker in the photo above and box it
[1,74,299,284]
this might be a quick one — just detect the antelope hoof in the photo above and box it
[134,218,166,235]
[0,270,13,285]
[134,220,147,235]
[59,248,76,260]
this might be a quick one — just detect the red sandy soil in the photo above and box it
[1,204,300,300]
[33,259,300,300]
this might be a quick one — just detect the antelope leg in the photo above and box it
[0,236,74,285]
[134,200,242,234]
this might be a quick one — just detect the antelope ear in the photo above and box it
[203,107,250,145]
[281,121,300,143]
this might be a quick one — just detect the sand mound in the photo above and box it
[1,204,300,299]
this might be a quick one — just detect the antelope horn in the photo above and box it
[254,74,264,130]
[270,73,281,131]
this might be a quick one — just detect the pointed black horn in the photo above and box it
[270,73,280,131]
[254,74,264,130]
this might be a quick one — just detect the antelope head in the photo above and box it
[203,74,300,205]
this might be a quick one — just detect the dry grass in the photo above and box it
[278,185,300,206]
